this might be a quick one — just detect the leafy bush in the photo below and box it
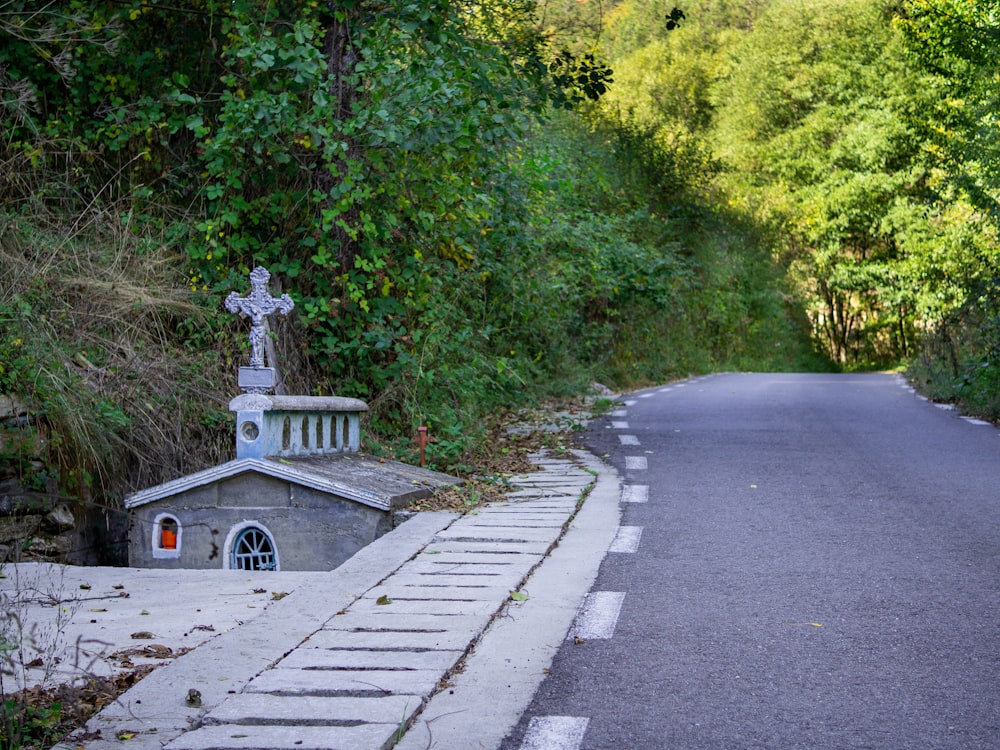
[909,276,1000,419]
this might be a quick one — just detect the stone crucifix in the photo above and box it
[225,266,294,394]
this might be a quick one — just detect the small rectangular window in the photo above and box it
[153,514,182,559]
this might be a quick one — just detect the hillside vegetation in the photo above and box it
[1,0,998,562]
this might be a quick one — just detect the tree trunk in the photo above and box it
[319,6,364,272]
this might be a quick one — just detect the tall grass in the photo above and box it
[0,201,233,519]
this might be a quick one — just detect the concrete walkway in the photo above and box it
[52,449,619,750]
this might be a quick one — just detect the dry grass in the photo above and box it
[1,199,235,518]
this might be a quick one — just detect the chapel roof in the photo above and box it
[124,454,458,512]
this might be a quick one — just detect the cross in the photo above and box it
[225,266,294,369]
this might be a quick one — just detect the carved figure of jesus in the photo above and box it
[224,266,294,368]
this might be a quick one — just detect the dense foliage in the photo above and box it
[2,0,999,540]
[896,0,1000,415]
[597,0,1000,410]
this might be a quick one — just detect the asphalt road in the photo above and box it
[502,373,1000,750]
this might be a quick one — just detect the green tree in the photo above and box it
[897,0,1000,217]
[896,1,1000,415]
[708,0,938,364]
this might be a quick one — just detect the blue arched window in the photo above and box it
[230,526,277,571]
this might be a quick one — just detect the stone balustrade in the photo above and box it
[229,394,368,460]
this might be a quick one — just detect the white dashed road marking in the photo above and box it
[625,455,647,470]
[621,485,648,503]
[619,434,640,446]
[520,716,590,750]
[612,421,630,429]
[571,592,626,640]
[611,409,628,417]
[609,526,643,553]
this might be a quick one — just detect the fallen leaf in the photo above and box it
[79,583,91,590]
[130,631,155,640]
[376,594,392,605]
[113,584,125,590]
[510,591,529,602]
[271,591,289,601]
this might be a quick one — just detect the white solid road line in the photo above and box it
[520,716,590,750]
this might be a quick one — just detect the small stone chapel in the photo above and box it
[125,267,458,571]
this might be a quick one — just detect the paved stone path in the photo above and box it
[65,452,597,750]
